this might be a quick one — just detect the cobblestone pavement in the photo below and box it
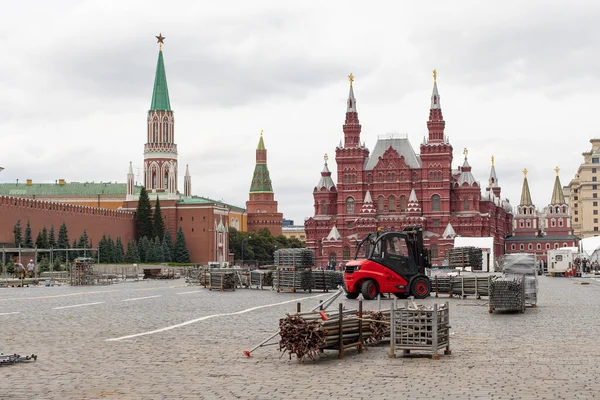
[1,276,600,399]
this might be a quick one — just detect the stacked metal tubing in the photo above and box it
[249,270,273,289]
[208,271,236,291]
[278,302,369,361]
[432,275,493,298]
[446,247,483,270]
[489,276,525,313]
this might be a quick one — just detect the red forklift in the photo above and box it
[343,226,431,300]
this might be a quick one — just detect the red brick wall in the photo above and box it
[0,196,135,247]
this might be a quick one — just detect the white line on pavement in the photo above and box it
[176,291,204,295]
[106,293,329,342]
[53,302,106,310]
[0,311,20,316]
[121,295,163,302]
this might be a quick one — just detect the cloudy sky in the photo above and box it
[1,0,598,224]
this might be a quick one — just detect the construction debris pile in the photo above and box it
[489,277,525,313]
[363,310,391,345]
[503,253,538,307]
[390,302,451,359]
[446,247,483,270]
[0,353,37,365]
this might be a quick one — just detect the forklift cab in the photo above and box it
[371,233,420,277]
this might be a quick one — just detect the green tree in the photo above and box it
[162,230,173,262]
[98,236,109,263]
[13,219,22,247]
[41,226,49,249]
[79,230,90,257]
[35,231,45,250]
[57,222,70,262]
[146,237,157,262]
[138,236,151,263]
[153,197,165,239]
[125,239,139,263]
[153,236,164,262]
[71,239,78,261]
[107,236,116,263]
[115,237,125,263]
[174,226,190,263]
[38,256,50,273]
[135,186,153,240]
[48,225,57,248]
[23,220,33,248]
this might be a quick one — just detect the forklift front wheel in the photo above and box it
[361,280,379,300]
[411,277,431,299]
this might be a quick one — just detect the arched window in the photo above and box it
[164,171,169,189]
[463,198,469,211]
[526,220,531,228]
[511,244,516,250]
[378,173,383,182]
[551,219,556,227]
[431,195,441,212]
[562,206,567,213]
[152,171,157,189]
[153,120,158,142]
[412,172,418,181]
[367,174,372,183]
[346,197,355,214]
[320,202,327,215]
[343,246,350,259]
[537,244,541,250]
[163,120,169,142]
[400,195,407,211]
[520,220,524,228]
[554,243,559,249]
[400,172,405,181]
[558,219,563,227]
[528,244,533,250]
[546,243,550,250]
[378,196,385,213]
[430,244,438,259]
[388,196,396,212]
[520,244,524,250]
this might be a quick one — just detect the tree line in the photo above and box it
[229,227,305,266]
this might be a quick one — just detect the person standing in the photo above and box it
[27,259,35,278]
[16,262,25,279]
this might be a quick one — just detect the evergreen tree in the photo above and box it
[48,225,56,248]
[115,237,125,263]
[138,236,151,262]
[79,230,90,257]
[174,226,190,263]
[41,226,49,249]
[35,231,45,250]
[98,236,108,263]
[162,230,173,262]
[125,239,138,263]
[154,236,164,262]
[23,220,33,248]
[71,239,78,261]
[131,240,140,263]
[146,237,157,262]
[153,197,165,239]
[135,187,154,240]
[13,219,22,247]
[106,236,116,263]
[57,222,70,262]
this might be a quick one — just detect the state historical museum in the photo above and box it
[304,73,513,267]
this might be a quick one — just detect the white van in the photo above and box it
[547,249,573,277]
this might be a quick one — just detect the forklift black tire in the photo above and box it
[410,276,431,299]
[345,292,360,299]
[361,280,379,300]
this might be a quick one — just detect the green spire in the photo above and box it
[250,165,273,193]
[150,49,171,111]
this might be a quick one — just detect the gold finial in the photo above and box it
[433,69,437,83]
[348,73,354,87]
[156,33,165,51]
[491,155,495,166]
[260,129,263,137]
[523,168,528,177]
[324,153,328,162]
[555,166,560,176]
[463,147,468,159]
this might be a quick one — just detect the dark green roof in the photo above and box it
[0,182,142,197]
[178,196,245,212]
[150,50,171,111]
[250,164,273,193]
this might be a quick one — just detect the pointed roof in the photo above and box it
[257,130,266,150]
[128,161,133,175]
[360,191,376,215]
[488,156,499,188]
[520,169,533,206]
[185,164,190,177]
[316,155,336,191]
[442,222,456,239]
[347,84,357,112]
[431,69,441,109]
[150,48,171,111]
[550,167,566,205]
[364,190,373,203]
[326,225,341,240]
[409,188,418,203]
[457,155,477,186]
